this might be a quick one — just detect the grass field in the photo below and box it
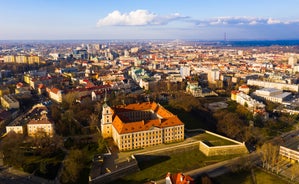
[193,132,237,146]
[213,168,290,184]
[112,148,240,184]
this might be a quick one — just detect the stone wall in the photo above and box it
[199,141,248,156]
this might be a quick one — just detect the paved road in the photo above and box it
[0,166,56,184]
[0,166,36,184]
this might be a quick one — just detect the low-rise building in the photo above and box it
[6,126,23,134]
[253,88,292,104]
[279,133,299,163]
[231,91,266,115]
[47,87,63,103]
[238,84,250,94]
[247,79,299,92]
[186,82,202,97]
[1,94,20,109]
[27,110,54,137]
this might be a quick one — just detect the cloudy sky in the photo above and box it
[1,0,299,40]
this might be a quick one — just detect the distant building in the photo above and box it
[0,87,10,97]
[247,79,299,92]
[101,101,184,151]
[15,55,28,64]
[47,87,63,103]
[238,84,250,94]
[3,55,15,63]
[186,82,202,97]
[208,69,220,84]
[1,94,20,109]
[288,54,297,67]
[231,91,266,115]
[253,88,292,104]
[6,126,23,134]
[180,66,190,79]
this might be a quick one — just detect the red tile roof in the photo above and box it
[166,172,194,184]
[50,88,60,94]
[112,102,184,134]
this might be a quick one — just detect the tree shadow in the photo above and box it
[134,154,170,170]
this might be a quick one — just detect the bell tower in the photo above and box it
[101,92,113,138]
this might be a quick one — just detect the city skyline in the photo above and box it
[1,0,299,40]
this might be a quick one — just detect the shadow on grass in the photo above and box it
[134,154,170,170]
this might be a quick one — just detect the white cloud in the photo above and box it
[193,16,299,26]
[267,18,281,24]
[97,10,187,26]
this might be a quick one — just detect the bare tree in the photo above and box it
[94,102,102,115]
[259,143,280,171]
[89,113,99,132]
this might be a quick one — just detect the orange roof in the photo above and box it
[160,116,183,128]
[167,172,194,184]
[38,84,45,89]
[239,85,249,89]
[116,101,156,111]
[112,102,184,134]
[231,90,239,95]
[50,88,60,94]
[16,82,24,88]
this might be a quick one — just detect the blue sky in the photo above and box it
[1,0,299,40]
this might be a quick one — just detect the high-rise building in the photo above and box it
[208,69,220,84]
[180,66,190,79]
[288,54,297,67]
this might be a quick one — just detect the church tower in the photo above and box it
[101,93,113,138]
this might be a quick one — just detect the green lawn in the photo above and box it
[194,133,238,146]
[112,148,240,184]
[214,168,290,184]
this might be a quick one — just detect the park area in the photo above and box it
[192,131,238,146]
[111,131,244,184]
[113,148,239,184]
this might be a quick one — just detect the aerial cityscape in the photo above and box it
[0,1,299,184]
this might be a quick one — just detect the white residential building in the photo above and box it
[247,79,299,92]
[253,88,292,103]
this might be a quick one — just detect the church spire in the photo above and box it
[103,89,108,107]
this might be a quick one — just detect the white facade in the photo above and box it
[280,146,299,162]
[180,66,190,79]
[235,92,265,113]
[247,79,299,92]
[6,126,23,134]
[253,88,291,103]
[208,69,220,84]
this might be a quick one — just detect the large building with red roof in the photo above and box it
[101,101,184,151]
